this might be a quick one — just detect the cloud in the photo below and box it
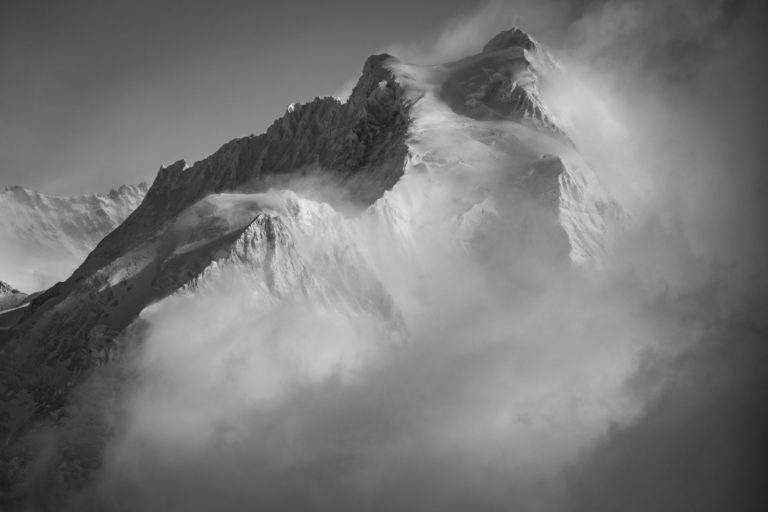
[77,236,660,511]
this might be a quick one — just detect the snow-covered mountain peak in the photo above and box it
[0,183,148,291]
[482,27,539,52]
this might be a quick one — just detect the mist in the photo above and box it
[53,1,768,510]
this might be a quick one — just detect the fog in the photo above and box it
[59,1,767,510]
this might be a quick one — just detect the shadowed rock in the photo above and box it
[441,27,561,132]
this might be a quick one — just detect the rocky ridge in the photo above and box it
[76,54,410,279]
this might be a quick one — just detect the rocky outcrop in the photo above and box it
[482,27,538,52]
[78,54,410,277]
[440,28,561,132]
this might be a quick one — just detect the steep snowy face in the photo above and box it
[0,184,148,291]
[79,54,411,278]
[440,28,562,133]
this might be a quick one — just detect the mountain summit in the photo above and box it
[0,28,619,503]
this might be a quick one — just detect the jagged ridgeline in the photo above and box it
[88,54,410,266]
[0,28,618,503]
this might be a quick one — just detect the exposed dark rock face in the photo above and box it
[483,27,538,52]
[440,28,561,133]
[80,54,409,275]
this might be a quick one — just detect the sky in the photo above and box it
[0,0,493,195]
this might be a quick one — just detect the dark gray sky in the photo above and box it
[0,0,487,195]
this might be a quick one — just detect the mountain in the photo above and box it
[0,28,620,505]
[0,281,27,312]
[0,183,148,293]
